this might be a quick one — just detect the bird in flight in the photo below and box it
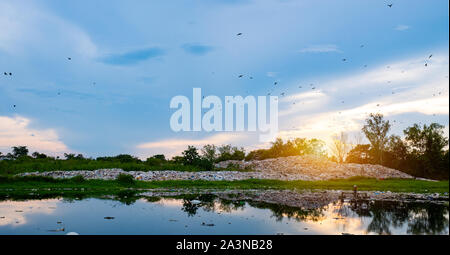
[342,58,347,62]
[274,82,278,85]
[236,33,242,36]
[67,57,72,60]
[429,54,433,59]
[238,74,244,78]
[387,4,393,8]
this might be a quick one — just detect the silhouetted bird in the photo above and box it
[238,74,243,78]
[236,33,242,36]
[387,4,393,8]
[13,105,16,108]
[342,58,347,61]
[425,63,428,67]
[429,54,433,59]
[3,72,7,75]
[9,73,11,75]
[68,57,72,60]
[274,82,278,85]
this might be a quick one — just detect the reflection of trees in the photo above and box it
[217,199,245,213]
[247,201,324,222]
[406,204,449,235]
[115,190,139,205]
[365,201,449,235]
[5,191,447,235]
[181,194,218,217]
[181,200,199,217]
[177,195,450,235]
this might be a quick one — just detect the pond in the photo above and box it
[0,194,448,235]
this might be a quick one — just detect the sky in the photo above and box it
[0,0,449,159]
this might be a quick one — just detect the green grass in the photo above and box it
[0,176,448,196]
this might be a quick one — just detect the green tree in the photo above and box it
[182,146,200,165]
[12,146,29,158]
[362,113,391,164]
[201,144,217,162]
[346,144,372,163]
[32,152,48,159]
[404,123,449,178]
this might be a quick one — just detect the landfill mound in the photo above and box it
[214,155,413,180]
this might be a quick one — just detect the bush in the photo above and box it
[145,157,163,166]
[194,158,214,171]
[71,175,85,183]
[116,173,136,186]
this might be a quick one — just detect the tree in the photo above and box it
[329,132,351,163]
[216,145,245,161]
[362,113,391,164]
[404,123,449,178]
[404,123,448,156]
[201,144,217,162]
[32,152,48,159]
[152,154,166,161]
[12,146,29,158]
[346,144,372,164]
[387,135,408,161]
[64,153,76,160]
[182,146,200,165]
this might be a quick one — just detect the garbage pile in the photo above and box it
[214,155,414,180]
[18,155,414,181]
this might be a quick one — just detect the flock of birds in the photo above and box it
[229,3,446,131]
[2,2,447,132]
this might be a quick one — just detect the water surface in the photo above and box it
[0,195,448,235]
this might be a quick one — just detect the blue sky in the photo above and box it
[0,0,448,158]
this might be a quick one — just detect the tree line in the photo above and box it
[0,113,448,179]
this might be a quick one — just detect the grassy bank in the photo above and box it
[0,176,448,196]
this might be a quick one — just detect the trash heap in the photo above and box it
[18,155,414,181]
[214,155,414,180]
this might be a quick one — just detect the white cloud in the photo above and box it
[279,90,328,117]
[0,115,70,156]
[395,24,410,31]
[276,52,449,145]
[298,44,341,53]
[0,1,97,57]
[0,200,58,226]
[266,71,278,77]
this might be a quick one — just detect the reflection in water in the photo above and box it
[175,194,448,235]
[0,193,448,235]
